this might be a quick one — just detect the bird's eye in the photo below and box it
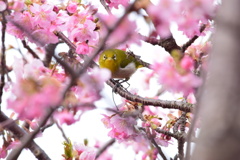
[103,55,107,60]
[113,54,117,60]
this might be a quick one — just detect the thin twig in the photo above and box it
[100,0,112,14]
[96,139,115,159]
[21,40,40,59]
[54,120,70,144]
[146,130,167,160]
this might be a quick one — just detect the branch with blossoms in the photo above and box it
[56,30,194,112]
[4,2,140,160]
[0,0,218,160]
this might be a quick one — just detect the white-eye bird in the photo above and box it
[98,49,143,81]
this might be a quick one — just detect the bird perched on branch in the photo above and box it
[98,49,143,82]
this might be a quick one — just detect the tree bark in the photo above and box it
[192,1,240,160]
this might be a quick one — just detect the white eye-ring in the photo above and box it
[113,54,117,60]
[103,55,107,60]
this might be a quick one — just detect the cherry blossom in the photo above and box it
[106,0,130,9]
[74,143,96,160]
[7,59,63,120]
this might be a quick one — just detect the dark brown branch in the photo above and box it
[155,128,181,140]
[0,112,51,160]
[0,11,7,111]
[146,129,167,160]
[21,40,40,59]
[107,79,193,112]
[44,43,58,67]
[96,139,115,159]
[126,50,151,68]
[181,24,206,53]
[178,112,187,160]
[142,35,181,53]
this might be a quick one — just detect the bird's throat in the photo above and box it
[105,60,118,73]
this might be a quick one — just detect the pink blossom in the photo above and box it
[30,28,58,46]
[67,2,78,13]
[187,93,197,104]
[68,68,110,108]
[55,11,71,31]
[151,56,201,95]
[30,3,57,28]
[106,0,130,9]
[102,114,138,141]
[76,42,90,55]
[101,114,112,128]
[180,56,194,71]
[186,42,211,59]
[10,0,25,11]
[66,9,99,45]
[55,110,77,125]
[7,59,63,120]
[0,1,7,12]
[123,135,151,155]
[0,141,20,158]
[99,14,140,47]
[154,136,170,147]
[147,0,179,37]
[6,11,34,39]
[142,148,158,160]
[74,143,96,160]
[0,147,7,159]
[176,0,216,37]
[69,20,97,43]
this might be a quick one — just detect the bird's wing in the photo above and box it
[120,55,135,68]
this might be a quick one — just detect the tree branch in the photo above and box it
[181,24,206,53]
[155,128,181,140]
[6,108,55,160]
[0,10,7,111]
[177,112,187,160]
[21,40,40,59]
[96,139,115,159]
[141,35,181,53]
[0,112,51,160]
[146,129,167,160]
[100,0,111,14]
[107,79,193,112]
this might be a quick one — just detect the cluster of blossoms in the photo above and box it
[7,1,99,53]
[62,141,96,160]
[0,0,218,159]
[151,55,202,96]
[147,0,217,37]
[7,57,110,123]
[7,59,63,120]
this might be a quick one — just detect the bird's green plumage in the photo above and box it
[99,49,142,79]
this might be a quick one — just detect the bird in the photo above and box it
[98,49,143,82]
